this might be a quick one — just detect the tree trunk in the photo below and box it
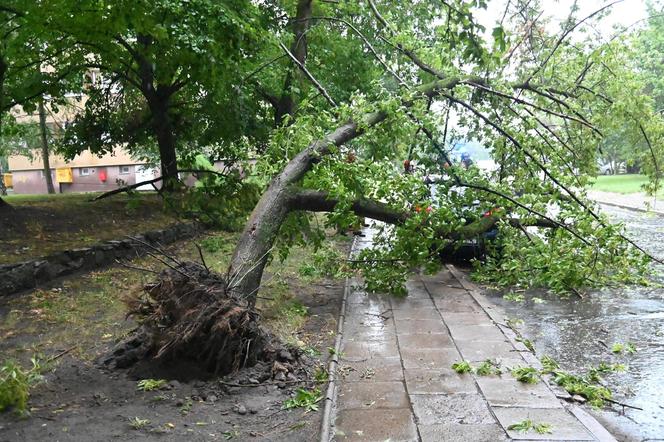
[150,99,179,192]
[274,0,314,126]
[228,77,460,305]
[1,57,10,202]
[38,98,56,194]
[0,162,7,196]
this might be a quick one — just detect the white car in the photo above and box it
[598,162,624,175]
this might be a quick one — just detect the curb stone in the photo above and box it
[320,236,356,442]
[0,222,202,298]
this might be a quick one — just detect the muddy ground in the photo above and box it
[0,192,179,264]
[0,231,349,441]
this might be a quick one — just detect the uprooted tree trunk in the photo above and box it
[228,77,461,306]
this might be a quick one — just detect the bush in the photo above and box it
[0,357,45,415]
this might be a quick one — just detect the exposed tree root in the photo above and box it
[105,261,301,378]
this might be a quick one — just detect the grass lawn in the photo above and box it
[0,229,350,362]
[0,191,181,264]
[590,174,664,195]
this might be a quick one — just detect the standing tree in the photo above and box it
[37,97,55,194]
[56,0,265,191]
[0,0,77,207]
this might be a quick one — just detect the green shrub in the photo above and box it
[0,358,45,415]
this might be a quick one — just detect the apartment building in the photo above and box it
[8,149,156,194]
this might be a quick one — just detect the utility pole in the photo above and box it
[38,97,55,194]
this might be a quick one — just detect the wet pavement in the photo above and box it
[481,204,664,442]
[588,190,663,214]
[327,228,616,442]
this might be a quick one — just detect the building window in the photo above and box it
[119,165,131,175]
[80,168,95,176]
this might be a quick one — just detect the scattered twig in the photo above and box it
[47,345,78,362]
[218,378,315,388]
[605,398,643,411]
[194,242,209,273]
[115,259,160,275]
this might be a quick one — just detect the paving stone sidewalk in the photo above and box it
[327,234,616,442]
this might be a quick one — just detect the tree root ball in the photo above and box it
[106,261,283,377]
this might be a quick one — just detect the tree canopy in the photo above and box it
[2,0,663,298]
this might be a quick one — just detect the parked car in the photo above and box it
[425,179,500,262]
[598,162,626,175]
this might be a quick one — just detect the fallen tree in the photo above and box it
[109,0,664,374]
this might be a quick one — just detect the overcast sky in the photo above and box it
[474,0,649,41]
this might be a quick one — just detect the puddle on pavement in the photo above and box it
[482,205,664,441]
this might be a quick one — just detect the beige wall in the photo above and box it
[8,148,144,171]
[11,94,87,127]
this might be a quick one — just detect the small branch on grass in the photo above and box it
[46,345,78,363]
[91,168,230,201]
[91,176,164,201]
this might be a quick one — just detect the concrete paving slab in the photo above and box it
[400,347,462,370]
[337,381,410,410]
[440,311,493,325]
[418,423,509,442]
[341,339,399,359]
[391,298,436,310]
[410,393,495,425]
[434,296,484,313]
[397,333,454,349]
[455,338,518,361]
[424,283,468,296]
[404,369,477,394]
[420,270,463,288]
[405,279,433,298]
[344,311,392,327]
[345,293,391,309]
[342,323,396,341]
[447,323,507,341]
[476,375,563,408]
[334,408,418,441]
[392,307,442,321]
[338,357,404,382]
[492,407,595,441]
[325,247,616,442]
[395,318,448,334]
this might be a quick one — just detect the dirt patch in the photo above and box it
[0,193,180,264]
[0,233,348,441]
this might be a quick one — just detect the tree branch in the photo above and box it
[278,41,337,108]
[288,188,558,238]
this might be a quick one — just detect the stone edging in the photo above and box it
[319,236,356,442]
[0,222,202,298]
[593,199,664,216]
